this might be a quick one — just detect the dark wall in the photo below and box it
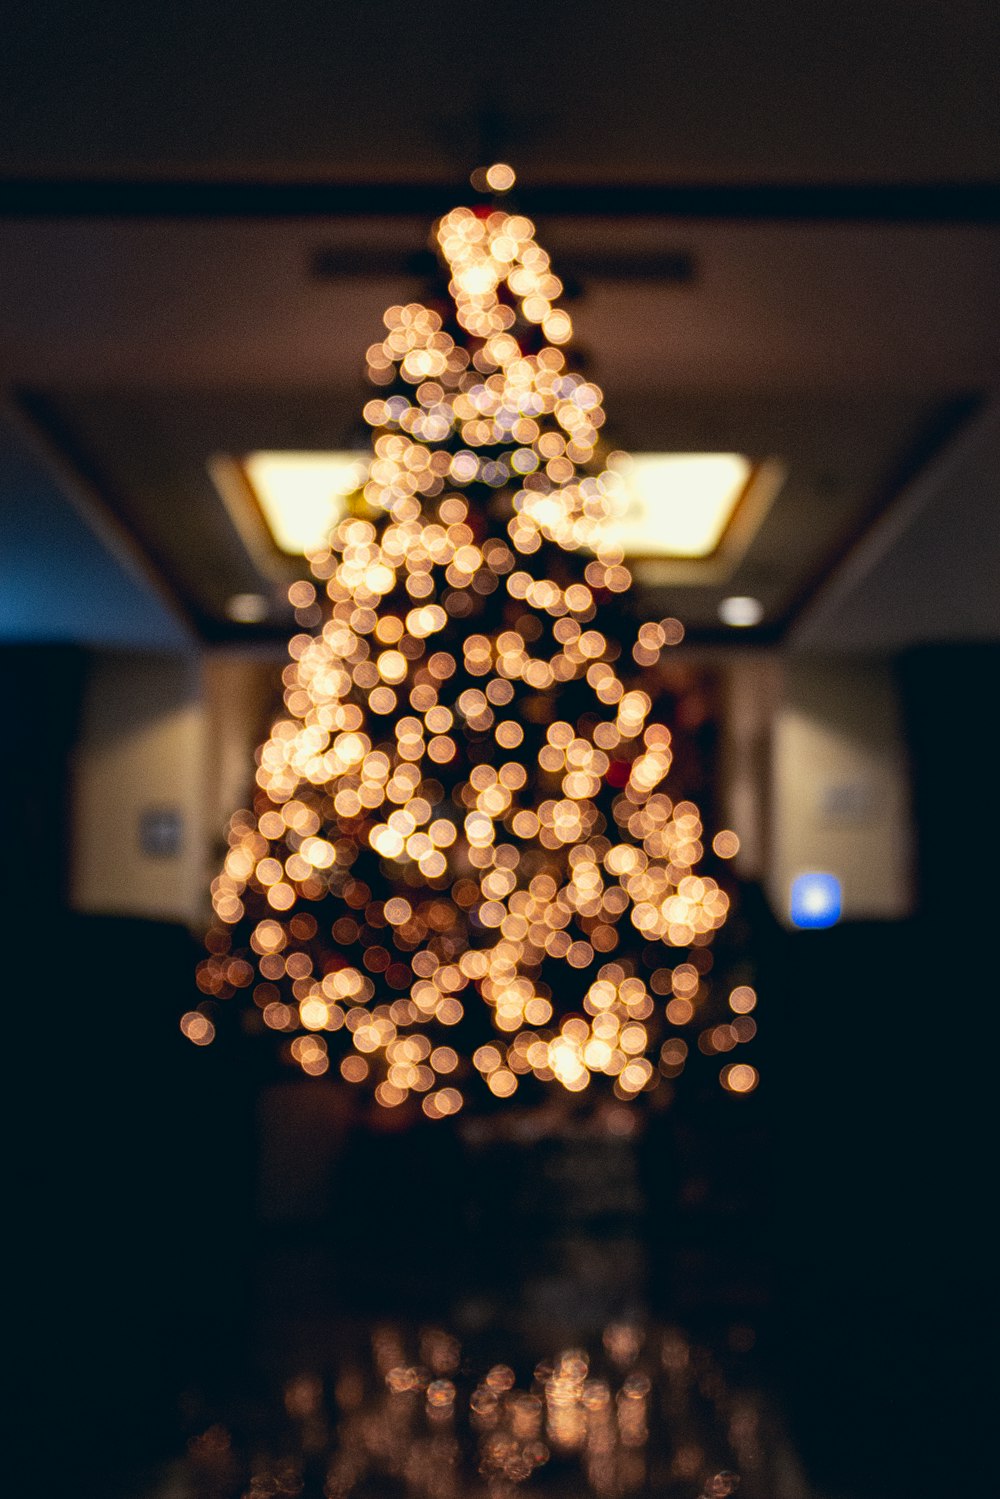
[760,645,997,1498]
[9,644,996,1497]
[4,647,252,1493]
[0,645,85,908]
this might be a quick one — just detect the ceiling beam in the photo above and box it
[2,178,1000,222]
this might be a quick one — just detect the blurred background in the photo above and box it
[3,4,997,1495]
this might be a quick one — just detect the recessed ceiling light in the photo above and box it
[242,451,368,555]
[718,595,764,627]
[226,592,270,623]
[602,452,752,558]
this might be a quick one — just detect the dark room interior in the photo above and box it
[3,6,998,1497]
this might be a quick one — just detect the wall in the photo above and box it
[718,652,781,883]
[69,648,914,930]
[70,649,277,925]
[202,651,278,855]
[768,657,913,923]
[71,652,208,923]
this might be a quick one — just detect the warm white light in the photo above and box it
[243,452,368,554]
[718,595,764,627]
[226,592,270,623]
[602,453,751,558]
[485,162,516,192]
[241,449,751,561]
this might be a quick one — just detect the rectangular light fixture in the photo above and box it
[241,451,368,554]
[601,452,752,558]
[235,449,752,559]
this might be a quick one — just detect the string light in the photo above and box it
[193,169,755,1112]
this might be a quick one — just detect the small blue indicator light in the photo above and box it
[790,872,842,929]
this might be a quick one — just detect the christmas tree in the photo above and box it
[188,170,757,1117]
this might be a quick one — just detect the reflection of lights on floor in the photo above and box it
[790,872,842,929]
[170,1322,800,1499]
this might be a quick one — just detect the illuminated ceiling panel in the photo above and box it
[241,450,367,554]
[233,450,754,560]
[602,452,752,558]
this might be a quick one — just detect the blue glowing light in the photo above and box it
[790,872,842,929]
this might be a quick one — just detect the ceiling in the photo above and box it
[2,1,999,652]
[4,1,999,184]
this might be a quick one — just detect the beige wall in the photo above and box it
[71,653,209,923]
[70,648,913,930]
[71,649,277,926]
[768,658,913,924]
[718,653,782,883]
[202,652,278,852]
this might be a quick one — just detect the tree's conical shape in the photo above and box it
[190,188,755,1117]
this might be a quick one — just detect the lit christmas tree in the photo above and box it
[187,168,758,1117]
